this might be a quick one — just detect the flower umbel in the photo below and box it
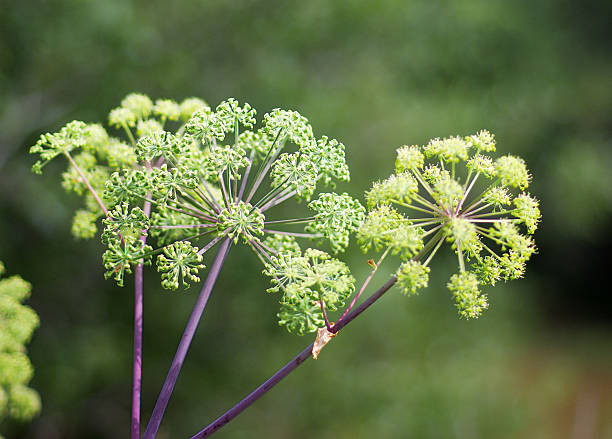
[360,130,540,318]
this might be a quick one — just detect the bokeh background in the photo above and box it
[1,0,611,437]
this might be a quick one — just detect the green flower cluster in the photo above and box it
[0,262,41,430]
[360,130,541,318]
[264,248,355,335]
[30,94,364,316]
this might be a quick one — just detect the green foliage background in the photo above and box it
[1,0,611,437]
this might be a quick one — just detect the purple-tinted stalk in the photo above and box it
[337,247,389,324]
[189,276,398,439]
[64,151,108,217]
[132,264,144,439]
[143,238,232,439]
[260,189,297,212]
[132,192,152,439]
[237,154,254,201]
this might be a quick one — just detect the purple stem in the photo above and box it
[245,136,283,204]
[197,235,225,256]
[143,238,232,439]
[132,196,152,439]
[164,203,212,222]
[198,183,223,213]
[150,224,216,230]
[189,276,398,439]
[132,264,144,439]
[318,299,332,331]
[260,189,296,212]
[237,154,254,201]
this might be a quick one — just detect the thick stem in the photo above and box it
[132,195,151,439]
[132,264,144,439]
[189,276,398,439]
[143,239,232,439]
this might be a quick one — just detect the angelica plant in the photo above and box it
[30,92,540,439]
[0,262,41,437]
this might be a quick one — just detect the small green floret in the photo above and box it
[307,193,366,253]
[447,272,488,319]
[366,173,418,208]
[467,154,495,177]
[72,209,99,239]
[121,93,153,119]
[513,193,541,234]
[215,98,257,132]
[109,107,137,128]
[424,136,470,163]
[357,205,404,253]
[396,261,430,295]
[466,130,496,152]
[102,235,152,287]
[495,155,530,189]
[270,153,318,200]
[153,99,181,121]
[396,145,425,172]
[30,121,89,173]
[7,384,41,421]
[217,202,265,244]
[432,174,463,211]
[483,186,511,210]
[179,97,210,121]
[156,242,205,290]
[277,295,325,336]
[263,109,313,148]
[264,248,355,334]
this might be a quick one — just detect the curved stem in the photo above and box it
[190,276,398,439]
[143,239,232,439]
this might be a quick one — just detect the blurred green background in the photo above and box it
[1,0,611,437]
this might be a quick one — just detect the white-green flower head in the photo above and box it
[121,93,154,119]
[217,202,265,244]
[494,155,530,190]
[396,145,425,173]
[136,119,164,139]
[109,107,138,128]
[366,173,419,209]
[153,99,181,122]
[467,130,496,152]
[179,97,210,122]
[361,130,540,318]
[424,136,470,164]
